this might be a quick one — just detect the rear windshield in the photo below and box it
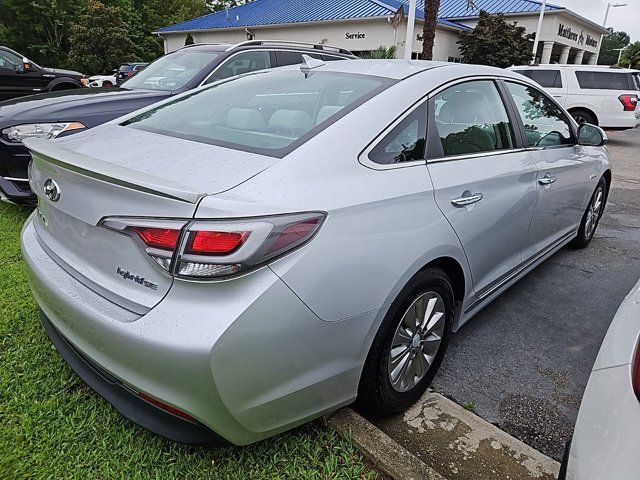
[123,70,391,157]
[513,69,562,88]
[575,71,634,90]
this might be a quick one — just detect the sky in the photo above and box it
[555,0,640,41]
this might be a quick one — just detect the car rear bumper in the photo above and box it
[40,310,227,445]
[21,215,376,445]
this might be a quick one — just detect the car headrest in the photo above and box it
[269,110,313,135]
[316,106,343,125]
[226,108,266,132]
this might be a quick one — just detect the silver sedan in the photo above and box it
[21,59,611,446]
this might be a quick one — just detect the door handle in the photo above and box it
[538,173,557,186]
[451,191,484,207]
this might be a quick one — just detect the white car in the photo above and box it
[509,65,640,129]
[562,278,640,479]
[86,75,117,88]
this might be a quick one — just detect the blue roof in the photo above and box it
[155,0,473,33]
[437,0,561,18]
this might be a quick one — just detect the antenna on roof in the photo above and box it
[300,54,325,77]
[225,6,229,21]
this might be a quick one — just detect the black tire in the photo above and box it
[569,177,607,249]
[570,109,597,126]
[356,267,455,415]
[103,81,113,87]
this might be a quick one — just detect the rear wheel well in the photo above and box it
[568,107,598,126]
[422,257,465,305]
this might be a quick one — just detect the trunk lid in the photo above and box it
[25,126,276,313]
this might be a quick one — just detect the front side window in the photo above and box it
[0,50,22,69]
[124,70,390,157]
[121,49,221,91]
[575,71,633,90]
[433,80,516,157]
[506,82,574,148]
[206,51,272,84]
[369,103,426,165]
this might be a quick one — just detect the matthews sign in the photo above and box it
[557,23,599,49]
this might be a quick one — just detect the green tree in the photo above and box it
[422,0,441,60]
[0,0,88,67]
[620,41,640,69]
[67,0,136,74]
[598,28,631,65]
[134,0,208,60]
[458,11,532,67]
[206,0,245,12]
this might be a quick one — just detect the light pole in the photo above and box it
[404,0,418,60]
[531,0,547,64]
[603,2,627,27]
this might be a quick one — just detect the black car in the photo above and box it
[0,40,354,205]
[115,62,149,84]
[0,46,84,101]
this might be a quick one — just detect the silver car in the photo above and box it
[561,278,640,479]
[21,59,611,446]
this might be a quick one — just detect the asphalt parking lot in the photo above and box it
[430,126,640,460]
[373,126,640,462]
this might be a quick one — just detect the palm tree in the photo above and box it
[421,0,441,60]
[362,46,398,59]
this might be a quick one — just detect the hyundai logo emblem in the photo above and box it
[43,179,61,202]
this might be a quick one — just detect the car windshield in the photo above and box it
[121,49,221,91]
[123,70,391,156]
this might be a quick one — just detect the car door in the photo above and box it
[0,49,31,100]
[427,79,538,296]
[503,80,594,259]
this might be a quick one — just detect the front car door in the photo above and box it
[426,79,538,298]
[503,80,594,259]
[0,49,35,100]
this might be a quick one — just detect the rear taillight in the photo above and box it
[129,227,180,251]
[633,341,640,401]
[619,94,638,111]
[101,212,325,280]
[185,230,248,255]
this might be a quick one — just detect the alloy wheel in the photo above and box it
[585,186,604,239]
[387,291,446,393]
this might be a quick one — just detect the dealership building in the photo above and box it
[156,0,608,65]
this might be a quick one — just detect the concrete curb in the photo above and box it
[327,408,447,480]
[327,392,560,480]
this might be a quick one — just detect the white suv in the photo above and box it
[509,65,640,129]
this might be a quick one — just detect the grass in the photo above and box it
[0,202,376,479]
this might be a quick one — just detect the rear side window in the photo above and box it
[515,69,562,88]
[575,71,633,90]
[368,103,427,165]
[432,80,516,157]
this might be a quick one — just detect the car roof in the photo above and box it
[511,64,638,73]
[277,59,523,81]
[178,41,355,57]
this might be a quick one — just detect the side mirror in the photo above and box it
[578,123,607,147]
